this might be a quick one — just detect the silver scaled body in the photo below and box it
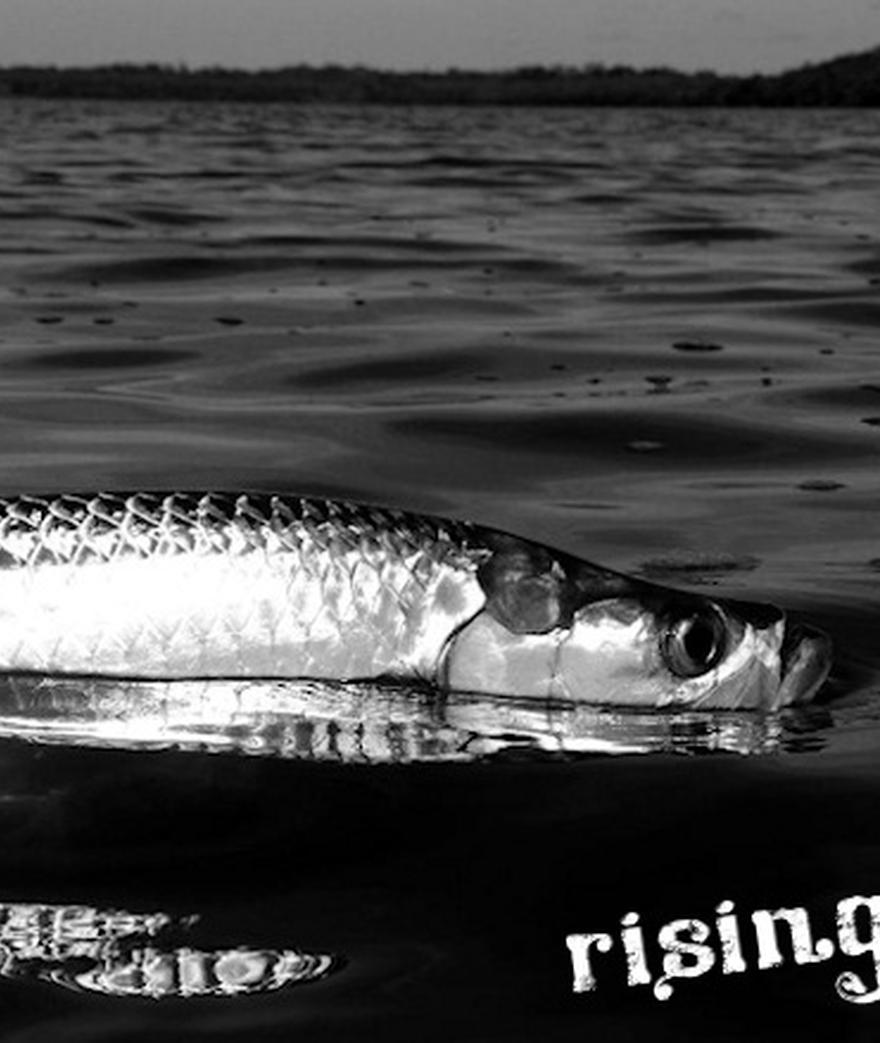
[0,491,831,724]
[0,492,487,682]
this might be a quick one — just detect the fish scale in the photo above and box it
[0,491,831,716]
[0,492,489,680]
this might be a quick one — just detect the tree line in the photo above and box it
[1,48,879,105]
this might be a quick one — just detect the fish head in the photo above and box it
[442,541,830,710]
[551,592,830,710]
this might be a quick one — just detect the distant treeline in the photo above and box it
[1,47,880,106]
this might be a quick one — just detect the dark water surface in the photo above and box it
[1,100,880,1040]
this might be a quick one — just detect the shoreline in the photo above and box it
[1,48,879,106]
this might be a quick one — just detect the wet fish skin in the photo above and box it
[0,492,488,681]
[0,491,831,710]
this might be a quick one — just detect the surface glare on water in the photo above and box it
[0,100,879,1039]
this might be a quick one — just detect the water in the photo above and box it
[0,99,879,1039]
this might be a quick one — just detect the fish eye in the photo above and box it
[661,606,728,678]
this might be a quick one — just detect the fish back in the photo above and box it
[0,493,488,680]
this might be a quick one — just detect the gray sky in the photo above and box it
[1,0,878,74]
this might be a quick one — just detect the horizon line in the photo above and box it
[2,42,878,81]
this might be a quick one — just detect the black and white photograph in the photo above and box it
[0,1,878,1039]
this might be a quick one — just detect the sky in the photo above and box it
[1,0,879,75]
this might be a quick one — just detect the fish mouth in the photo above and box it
[777,621,832,706]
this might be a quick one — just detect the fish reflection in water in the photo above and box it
[0,674,831,758]
[0,901,337,998]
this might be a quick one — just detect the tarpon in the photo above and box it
[0,492,830,712]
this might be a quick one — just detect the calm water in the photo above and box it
[1,99,880,1039]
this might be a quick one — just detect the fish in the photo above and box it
[0,491,830,713]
